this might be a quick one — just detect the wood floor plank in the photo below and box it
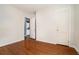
[0,39,78,55]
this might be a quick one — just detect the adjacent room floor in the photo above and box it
[0,39,78,55]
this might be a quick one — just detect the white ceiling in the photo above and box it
[12,4,53,13]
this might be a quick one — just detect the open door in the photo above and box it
[24,17,31,49]
[24,17,30,39]
[24,17,36,50]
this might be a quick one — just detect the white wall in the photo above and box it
[28,4,79,53]
[35,5,73,45]
[0,5,32,47]
[72,5,79,53]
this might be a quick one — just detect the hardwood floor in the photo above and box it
[0,39,78,55]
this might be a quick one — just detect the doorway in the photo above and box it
[24,17,30,40]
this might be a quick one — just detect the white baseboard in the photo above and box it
[69,44,79,54]
[0,39,24,47]
[74,46,79,54]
